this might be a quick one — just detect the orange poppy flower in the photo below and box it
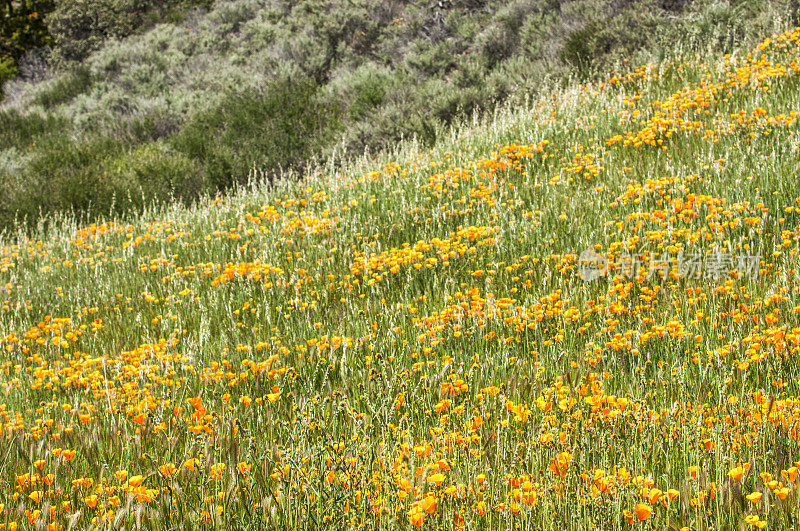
[633,503,652,521]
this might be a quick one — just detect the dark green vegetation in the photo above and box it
[0,0,797,229]
[1,1,53,95]
[1,0,212,94]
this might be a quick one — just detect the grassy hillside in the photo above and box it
[1,23,800,529]
[1,0,797,228]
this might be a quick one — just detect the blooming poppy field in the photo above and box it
[3,26,800,530]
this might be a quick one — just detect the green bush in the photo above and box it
[33,65,94,108]
[2,136,120,224]
[0,1,54,99]
[0,57,19,99]
[0,109,67,150]
[326,63,395,121]
[124,111,181,143]
[560,22,615,77]
[100,142,206,205]
[478,22,518,70]
[0,137,206,227]
[406,41,461,77]
[149,0,215,26]
[46,0,213,64]
[46,0,152,63]
[171,75,342,189]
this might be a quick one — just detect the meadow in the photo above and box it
[1,23,800,530]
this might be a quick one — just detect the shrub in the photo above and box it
[405,40,460,77]
[326,63,395,121]
[0,57,19,100]
[518,8,562,65]
[33,65,94,108]
[0,136,205,228]
[149,0,215,26]
[171,75,342,190]
[0,109,67,150]
[560,22,615,77]
[478,21,518,69]
[46,0,212,64]
[2,136,121,225]
[99,141,206,205]
[124,110,181,143]
[46,0,150,63]
[0,1,54,99]
[418,78,476,125]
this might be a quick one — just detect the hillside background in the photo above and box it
[0,0,797,229]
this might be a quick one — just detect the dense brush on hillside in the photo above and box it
[0,0,797,229]
[0,22,800,529]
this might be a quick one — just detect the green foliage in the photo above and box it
[123,110,181,143]
[561,22,614,76]
[0,0,54,98]
[1,136,121,224]
[170,75,342,190]
[558,1,661,79]
[0,135,205,227]
[46,0,215,64]
[0,0,210,96]
[46,0,158,64]
[0,56,18,97]
[100,142,205,205]
[0,109,66,149]
[405,40,460,76]
[33,64,93,107]
[327,63,394,121]
[2,0,799,228]
[0,1,55,58]
[148,0,215,25]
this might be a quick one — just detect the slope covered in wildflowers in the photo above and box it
[2,25,800,530]
[1,0,794,228]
